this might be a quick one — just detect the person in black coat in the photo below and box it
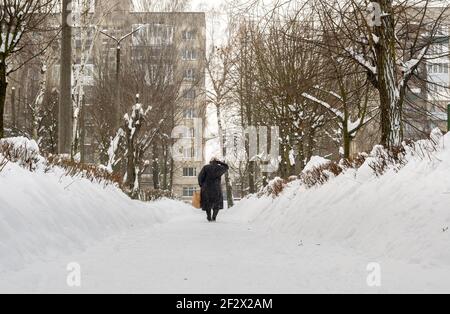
[198,158,229,222]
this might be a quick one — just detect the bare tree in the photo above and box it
[0,0,57,139]
[311,0,450,148]
[205,8,237,207]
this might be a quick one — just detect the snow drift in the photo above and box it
[231,130,450,267]
[0,137,194,273]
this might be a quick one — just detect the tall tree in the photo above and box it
[0,0,56,139]
[59,0,72,154]
[312,0,450,148]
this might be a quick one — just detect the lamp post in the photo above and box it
[11,87,16,129]
[99,26,146,130]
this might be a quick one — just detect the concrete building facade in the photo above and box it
[4,0,207,201]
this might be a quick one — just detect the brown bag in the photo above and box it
[192,191,201,209]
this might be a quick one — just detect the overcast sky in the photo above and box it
[189,0,228,11]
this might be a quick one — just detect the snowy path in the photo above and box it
[1,211,449,294]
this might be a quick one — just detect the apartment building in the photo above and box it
[94,0,207,200]
[404,9,450,139]
[4,0,207,201]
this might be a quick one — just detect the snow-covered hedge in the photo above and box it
[0,138,194,273]
[231,130,450,266]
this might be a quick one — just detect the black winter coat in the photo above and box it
[198,160,229,211]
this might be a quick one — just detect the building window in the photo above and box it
[183,89,196,100]
[180,128,195,138]
[73,64,95,86]
[145,64,174,85]
[182,49,198,60]
[183,167,197,177]
[184,108,196,118]
[427,62,449,74]
[182,30,196,41]
[183,187,197,197]
[132,24,174,47]
[183,147,196,158]
[184,68,196,81]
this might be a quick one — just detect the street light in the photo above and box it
[99,25,147,130]
[11,87,16,129]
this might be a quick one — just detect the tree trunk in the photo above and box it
[0,62,7,139]
[279,127,291,179]
[162,141,169,190]
[59,0,73,155]
[216,104,234,208]
[248,159,256,194]
[375,0,402,148]
[152,142,160,190]
[224,172,234,208]
[79,97,86,163]
[343,122,351,159]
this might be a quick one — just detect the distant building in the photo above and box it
[94,0,207,200]
[5,0,207,201]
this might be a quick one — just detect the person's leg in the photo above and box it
[206,209,212,222]
[212,209,219,221]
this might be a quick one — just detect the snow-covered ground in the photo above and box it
[1,135,450,293]
[0,138,194,274]
[231,131,450,268]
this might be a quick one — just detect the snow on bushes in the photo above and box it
[46,155,121,187]
[0,137,41,171]
[302,156,331,173]
[258,177,288,198]
[0,137,121,187]
[0,137,194,273]
[232,129,450,266]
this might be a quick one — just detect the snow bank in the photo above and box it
[0,138,194,273]
[302,156,331,173]
[231,131,450,267]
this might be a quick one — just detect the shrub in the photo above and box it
[340,153,368,170]
[138,189,177,202]
[0,139,40,171]
[0,156,7,173]
[367,145,407,177]
[258,177,288,198]
[300,162,344,188]
[46,155,121,187]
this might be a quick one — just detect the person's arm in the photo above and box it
[218,161,229,170]
[198,167,206,187]
[216,161,229,176]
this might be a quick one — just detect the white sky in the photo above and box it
[189,0,228,11]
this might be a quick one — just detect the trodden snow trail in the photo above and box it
[1,210,449,294]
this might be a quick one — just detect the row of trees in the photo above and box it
[207,0,450,196]
[2,0,450,200]
[1,0,199,199]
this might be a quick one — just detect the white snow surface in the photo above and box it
[1,134,450,293]
[302,156,331,173]
[230,131,450,271]
[0,138,194,274]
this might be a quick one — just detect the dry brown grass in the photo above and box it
[0,141,40,171]
[0,140,121,187]
[46,155,122,187]
[300,162,344,188]
[258,177,288,198]
[138,189,177,202]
